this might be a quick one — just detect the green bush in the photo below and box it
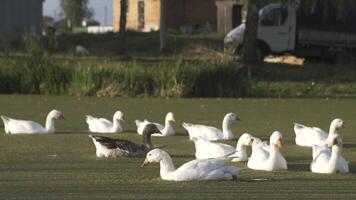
[0,49,248,97]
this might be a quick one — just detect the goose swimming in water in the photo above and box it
[86,111,124,133]
[183,113,238,141]
[142,149,242,181]
[89,123,161,157]
[1,109,64,134]
[135,112,176,136]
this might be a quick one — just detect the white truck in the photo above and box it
[224,0,356,61]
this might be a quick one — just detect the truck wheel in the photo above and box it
[256,47,266,62]
[335,52,355,65]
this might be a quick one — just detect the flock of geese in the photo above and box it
[0,109,350,181]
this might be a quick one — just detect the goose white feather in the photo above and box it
[247,131,288,171]
[142,149,242,181]
[183,113,238,141]
[135,112,175,136]
[310,136,349,174]
[192,133,254,162]
[294,118,345,147]
[86,111,124,133]
[1,110,63,134]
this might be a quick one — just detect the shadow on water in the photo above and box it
[288,163,310,172]
[343,143,356,148]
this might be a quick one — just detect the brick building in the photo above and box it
[113,0,218,33]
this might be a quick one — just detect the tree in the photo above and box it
[117,0,128,55]
[60,0,94,29]
[242,0,259,64]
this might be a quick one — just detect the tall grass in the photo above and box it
[0,51,248,97]
[20,32,69,94]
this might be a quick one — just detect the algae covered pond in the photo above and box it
[0,95,355,199]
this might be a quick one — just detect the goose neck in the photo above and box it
[268,144,279,160]
[159,155,176,180]
[112,118,122,132]
[328,146,341,169]
[329,123,338,136]
[222,118,232,139]
[235,141,247,156]
[45,114,55,133]
[142,134,153,149]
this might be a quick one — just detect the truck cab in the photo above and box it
[224,2,297,57]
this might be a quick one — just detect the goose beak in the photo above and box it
[332,138,338,145]
[277,138,284,148]
[172,115,176,122]
[119,116,125,122]
[141,158,150,167]
[342,122,346,128]
[236,116,241,121]
[59,114,65,120]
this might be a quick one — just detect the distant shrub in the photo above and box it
[0,52,248,97]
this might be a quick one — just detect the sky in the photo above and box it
[43,0,113,26]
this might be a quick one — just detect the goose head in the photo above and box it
[331,118,346,130]
[251,137,264,147]
[270,131,284,148]
[141,149,168,167]
[113,111,124,122]
[224,113,240,123]
[239,133,254,146]
[48,110,64,120]
[165,112,176,122]
[142,123,162,136]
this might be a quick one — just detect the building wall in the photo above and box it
[166,0,217,31]
[0,0,43,48]
[113,0,160,32]
[113,0,217,32]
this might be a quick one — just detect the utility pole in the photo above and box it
[104,6,108,26]
[160,0,166,51]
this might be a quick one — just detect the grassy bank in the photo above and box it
[1,53,356,97]
[0,53,247,97]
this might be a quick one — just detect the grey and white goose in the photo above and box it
[89,123,161,158]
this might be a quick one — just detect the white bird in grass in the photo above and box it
[310,135,349,174]
[183,113,238,141]
[135,112,176,136]
[192,133,254,161]
[247,131,287,171]
[86,111,124,133]
[141,149,242,181]
[1,109,64,134]
[294,118,345,147]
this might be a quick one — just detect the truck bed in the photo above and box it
[298,29,356,48]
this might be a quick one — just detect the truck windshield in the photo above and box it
[260,6,288,26]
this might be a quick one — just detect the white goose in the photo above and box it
[1,110,64,134]
[294,118,345,147]
[192,133,254,162]
[86,111,124,133]
[247,131,287,171]
[183,113,238,141]
[310,136,349,174]
[142,149,242,181]
[135,112,175,136]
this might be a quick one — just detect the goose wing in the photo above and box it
[90,135,143,152]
